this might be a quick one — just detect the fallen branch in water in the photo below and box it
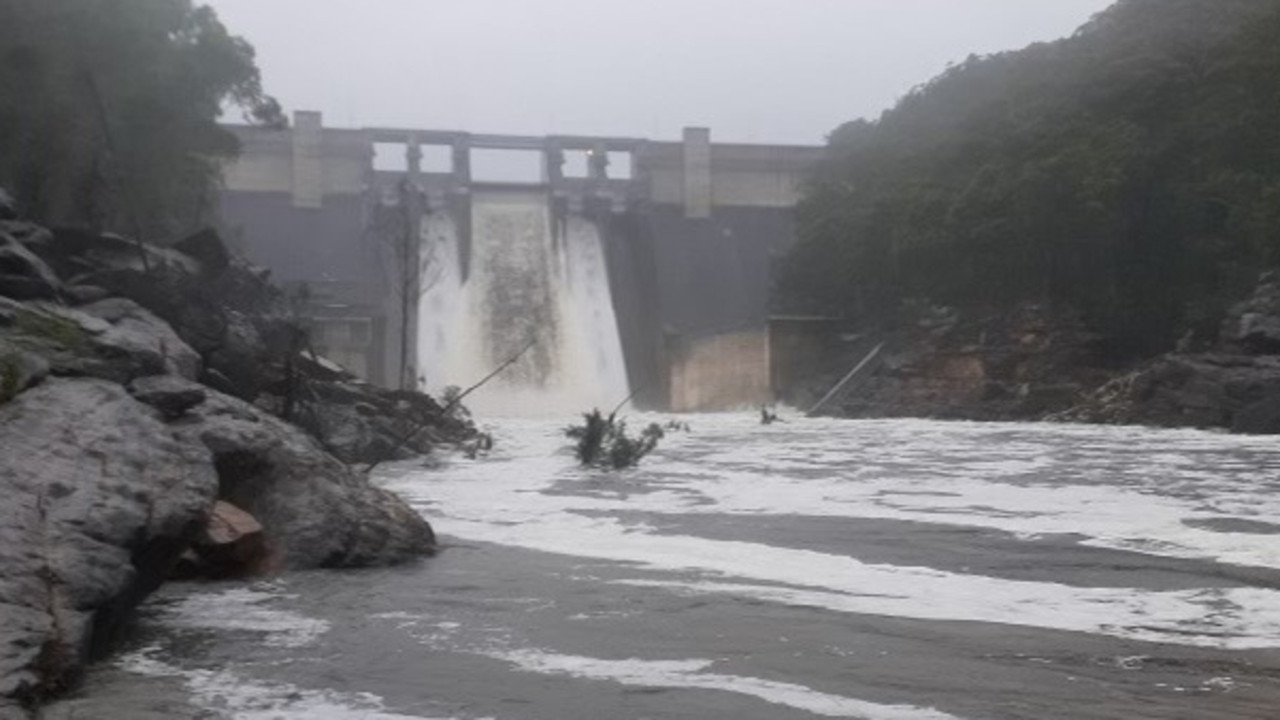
[443,337,538,415]
[364,337,537,473]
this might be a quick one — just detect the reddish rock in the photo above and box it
[192,501,271,577]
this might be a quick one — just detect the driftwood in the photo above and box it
[806,342,885,417]
[364,338,537,473]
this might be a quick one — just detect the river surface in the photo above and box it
[75,415,1280,719]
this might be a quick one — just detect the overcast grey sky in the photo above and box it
[205,0,1115,145]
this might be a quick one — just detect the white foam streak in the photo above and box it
[491,649,960,719]
[120,649,447,720]
[155,587,329,648]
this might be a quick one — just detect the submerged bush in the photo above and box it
[565,409,664,469]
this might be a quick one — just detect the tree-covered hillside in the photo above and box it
[781,0,1280,360]
[0,0,282,240]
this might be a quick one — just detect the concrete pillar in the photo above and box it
[682,127,712,219]
[544,142,565,185]
[589,142,610,182]
[406,136,423,177]
[291,111,324,209]
[451,138,471,186]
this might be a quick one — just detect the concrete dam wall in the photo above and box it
[217,112,822,412]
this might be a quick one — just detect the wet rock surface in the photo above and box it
[127,375,207,419]
[179,390,436,569]
[0,220,464,716]
[0,379,218,714]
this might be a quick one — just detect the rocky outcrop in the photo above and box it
[0,374,437,716]
[286,375,477,465]
[818,304,1105,421]
[0,379,218,715]
[7,220,478,459]
[0,217,462,717]
[180,388,435,568]
[1059,273,1280,432]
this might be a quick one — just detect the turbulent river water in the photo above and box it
[81,415,1280,719]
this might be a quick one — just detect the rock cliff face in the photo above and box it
[813,304,1104,421]
[1059,273,1280,433]
[0,216,465,717]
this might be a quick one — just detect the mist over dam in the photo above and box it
[216,112,823,413]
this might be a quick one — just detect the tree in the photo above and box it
[780,0,1280,362]
[367,177,443,390]
[0,0,283,239]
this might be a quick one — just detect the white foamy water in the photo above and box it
[416,193,630,415]
[489,649,959,720]
[384,414,1280,649]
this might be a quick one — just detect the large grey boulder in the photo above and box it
[177,390,435,569]
[0,379,218,715]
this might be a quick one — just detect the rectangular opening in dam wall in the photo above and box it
[470,148,544,184]
[373,142,411,172]
[563,150,591,178]
[420,144,454,174]
[608,151,633,180]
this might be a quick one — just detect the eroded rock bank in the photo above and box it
[799,303,1106,421]
[801,273,1280,433]
[0,218,474,717]
[1058,273,1280,432]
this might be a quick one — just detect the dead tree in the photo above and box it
[369,177,442,390]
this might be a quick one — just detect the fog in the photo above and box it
[204,0,1114,143]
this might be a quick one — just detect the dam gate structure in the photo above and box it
[218,111,823,412]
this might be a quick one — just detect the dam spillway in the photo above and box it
[216,113,825,412]
[417,191,630,415]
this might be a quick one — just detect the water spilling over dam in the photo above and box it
[417,191,630,415]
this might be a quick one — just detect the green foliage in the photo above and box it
[565,409,665,470]
[780,0,1280,361]
[0,0,282,239]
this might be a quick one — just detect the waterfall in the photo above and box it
[417,191,631,416]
